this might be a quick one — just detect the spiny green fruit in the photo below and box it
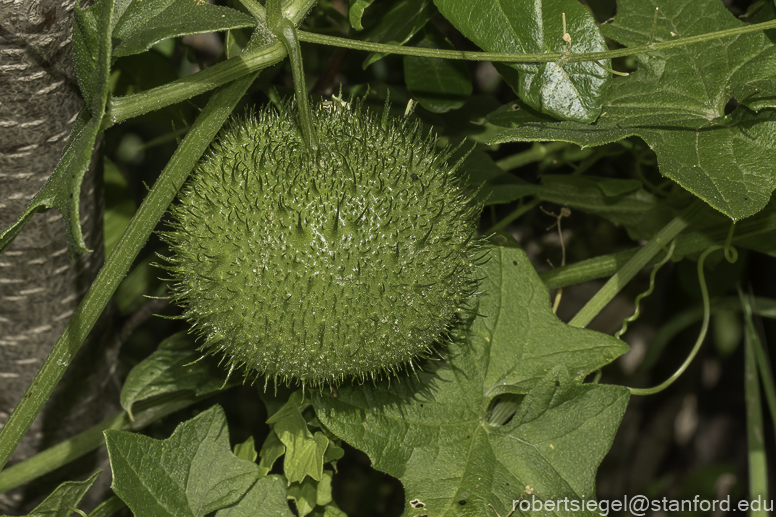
[162,99,482,387]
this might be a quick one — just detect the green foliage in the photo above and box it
[2,0,776,515]
[493,0,776,220]
[104,406,261,517]
[119,332,230,419]
[313,245,629,516]
[359,0,435,67]
[347,0,375,31]
[434,0,611,122]
[110,0,255,58]
[403,26,472,113]
[0,473,97,517]
[215,475,294,517]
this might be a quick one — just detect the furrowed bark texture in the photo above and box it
[0,0,119,511]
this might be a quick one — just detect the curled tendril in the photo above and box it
[629,238,738,396]
[615,240,677,340]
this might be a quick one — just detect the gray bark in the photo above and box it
[0,0,119,511]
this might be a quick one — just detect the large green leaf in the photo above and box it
[215,475,295,517]
[313,245,629,515]
[111,0,256,58]
[433,0,611,123]
[403,26,472,113]
[120,332,230,419]
[105,406,258,517]
[0,473,98,517]
[493,0,776,220]
[0,0,113,255]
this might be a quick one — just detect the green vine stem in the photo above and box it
[495,142,569,172]
[739,287,776,438]
[103,0,318,128]
[104,43,286,128]
[0,391,212,493]
[629,243,737,396]
[485,199,540,234]
[638,295,776,373]
[106,18,776,130]
[540,209,775,289]
[568,200,705,328]
[296,19,776,62]
[0,71,260,473]
[268,0,318,149]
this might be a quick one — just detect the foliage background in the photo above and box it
[105,0,776,514]
[2,0,776,514]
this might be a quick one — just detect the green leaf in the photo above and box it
[0,473,98,517]
[486,99,559,128]
[403,26,472,113]
[215,475,295,517]
[348,0,375,30]
[105,406,258,517]
[315,470,333,507]
[460,151,536,206]
[233,436,258,463]
[525,175,672,240]
[287,470,333,517]
[433,0,611,123]
[495,0,776,220]
[360,0,435,68]
[0,0,113,255]
[602,0,776,116]
[287,477,318,517]
[258,431,286,476]
[120,332,229,419]
[73,0,113,114]
[321,439,344,464]
[111,0,256,58]
[321,504,348,517]
[267,392,329,484]
[313,245,629,515]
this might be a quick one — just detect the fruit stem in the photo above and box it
[269,0,318,150]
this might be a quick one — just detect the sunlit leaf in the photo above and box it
[314,245,629,515]
[493,0,776,220]
[434,0,611,123]
[105,406,258,517]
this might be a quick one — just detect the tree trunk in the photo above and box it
[0,0,119,511]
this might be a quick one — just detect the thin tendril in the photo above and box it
[629,243,737,396]
[615,240,676,339]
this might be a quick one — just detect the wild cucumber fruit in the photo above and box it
[162,99,482,387]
